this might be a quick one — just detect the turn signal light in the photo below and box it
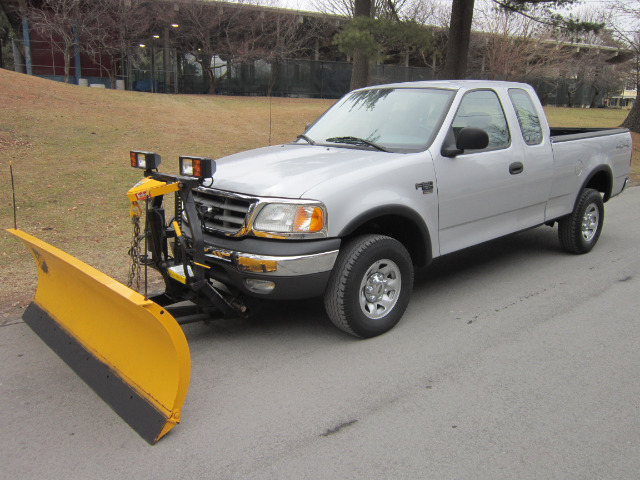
[293,206,324,233]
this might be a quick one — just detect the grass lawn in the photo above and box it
[1,69,637,320]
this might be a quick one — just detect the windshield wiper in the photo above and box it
[325,136,388,152]
[297,134,316,145]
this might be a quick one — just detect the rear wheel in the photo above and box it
[558,188,604,254]
[324,234,413,338]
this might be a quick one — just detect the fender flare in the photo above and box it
[338,205,433,267]
[578,165,614,203]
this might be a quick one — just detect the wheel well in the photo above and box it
[583,168,613,202]
[343,214,430,267]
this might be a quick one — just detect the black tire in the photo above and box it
[558,188,604,254]
[324,234,414,338]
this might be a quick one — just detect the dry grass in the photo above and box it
[0,69,333,321]
[1,69,637,321]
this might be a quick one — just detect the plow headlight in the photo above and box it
[130,150,161,170]
[179,156,215,178]
[254,203,326,235]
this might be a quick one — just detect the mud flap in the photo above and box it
[8,229,191,444]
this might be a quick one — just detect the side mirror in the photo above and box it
[441,127,489,157]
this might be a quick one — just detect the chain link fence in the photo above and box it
[0,39,618,105]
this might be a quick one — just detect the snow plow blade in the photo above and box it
[8,229,191,444]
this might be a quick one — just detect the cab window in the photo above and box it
[508,88,543,146]
[452,90,510,150]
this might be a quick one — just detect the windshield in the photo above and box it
[303,88,455,153]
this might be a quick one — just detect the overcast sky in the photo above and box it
[278,0,638,29]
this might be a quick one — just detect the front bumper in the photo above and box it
[186,234,341,299]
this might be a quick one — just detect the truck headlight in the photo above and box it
[254,203,326,235]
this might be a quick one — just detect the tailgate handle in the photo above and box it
[509,162,524,175]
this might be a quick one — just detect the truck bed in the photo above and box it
[550,127,628,142]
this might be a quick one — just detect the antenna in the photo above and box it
[268,95,273,146]
[10,161,17,229]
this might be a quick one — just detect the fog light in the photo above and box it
[179,156,215,178]
[244,278,275,293]
[130,150,161,170]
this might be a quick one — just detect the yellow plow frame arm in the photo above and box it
[8,228,190,444]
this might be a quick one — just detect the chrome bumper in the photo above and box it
[204,247,339,276]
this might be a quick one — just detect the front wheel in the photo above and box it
[558,188,604,254]
[324,234,414,338]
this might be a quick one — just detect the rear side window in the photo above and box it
[509,89,543,145]
[452,90,510,149]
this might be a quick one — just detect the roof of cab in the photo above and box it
[357,79,533,91]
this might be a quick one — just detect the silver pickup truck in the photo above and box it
[166,80,632,338]
[8,79,632,444]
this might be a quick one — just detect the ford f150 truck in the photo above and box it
[145,80,632,338]
[159,80,629,338]
[9,79,632,443]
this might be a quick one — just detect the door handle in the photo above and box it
[509,162,524,175]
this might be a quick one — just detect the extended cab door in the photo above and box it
[506,87,554,223]
[433,89,540,255]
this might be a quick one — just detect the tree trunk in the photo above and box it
[589,87,600,109]
[622,85,640,133]
[350,51,369,91]
[349,0,372,91]
[63,46,71,83]
[442,0,475,80]
[199,55,216,95]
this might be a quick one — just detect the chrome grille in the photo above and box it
[192,189,255,236]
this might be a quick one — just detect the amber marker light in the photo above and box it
[293,206,324,232]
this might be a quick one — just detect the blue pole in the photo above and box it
[21,16,32,75]
[73,24,81,84]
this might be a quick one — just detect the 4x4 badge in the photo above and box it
[415,181,434,194]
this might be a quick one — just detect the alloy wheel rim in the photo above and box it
[581,203,599,242]
[359,259,401,319]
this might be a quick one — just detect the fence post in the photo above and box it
[21,16,32,75]
[73,24,82,84]
[11,38,24,73]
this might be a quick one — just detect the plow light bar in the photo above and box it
[179,156,215,178]
[130,151,161,170]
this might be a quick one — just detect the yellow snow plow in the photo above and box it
[8,228,191,444]
[9,152,250,444]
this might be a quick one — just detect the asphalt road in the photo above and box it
[2,187,639,479]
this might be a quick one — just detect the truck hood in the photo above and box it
[209,144,403,198]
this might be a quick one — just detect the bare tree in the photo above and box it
[403,0,451,28]
[442,0,605,80]
[607,0,640,131]
[171,0,233,94]
[81,0,152,89]
[469,2,569,81]
[173,1,313,94]
[22,0,89,83]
